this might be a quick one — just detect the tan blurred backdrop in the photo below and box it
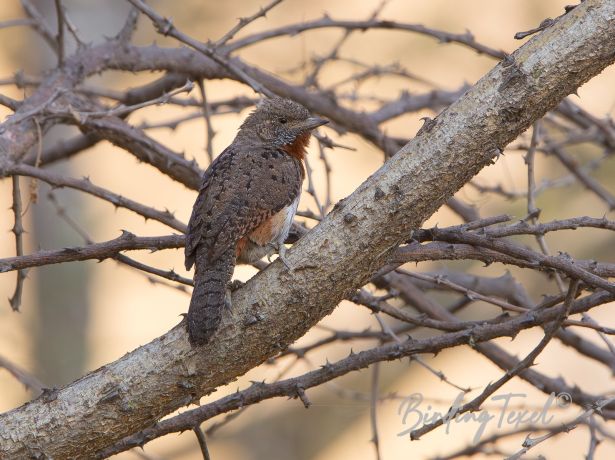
[1,1,614,459]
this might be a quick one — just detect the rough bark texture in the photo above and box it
[1,1,614,458]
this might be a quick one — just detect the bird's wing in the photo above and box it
[185,145,303,269]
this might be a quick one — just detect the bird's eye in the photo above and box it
[279,117,288,124]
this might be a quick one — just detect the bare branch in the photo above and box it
[9,176,26,311]
[53,0,65,65]
[128,0,274,96]
[20,0,58,54]
[0,354,44,395]
[0,232,183,273]
[196,79,215,163]
[101,290,613,457]
[409,279,579,440]
[507,396,615,460]
[425,227,615,294]
[225,17,507,58]
[370,362,382,460]
[7,163,187,232]
[192,426,212,460]
[214,0,284,48]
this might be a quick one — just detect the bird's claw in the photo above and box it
[268,242,292,271]
[228,279,245,292]
[277,244,292,271]
[224,288,233,312]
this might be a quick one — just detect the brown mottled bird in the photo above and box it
[185,97,328,346]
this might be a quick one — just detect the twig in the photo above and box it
[0,232,184,273]
[390,241,615,280]
[506,396,615,460]
[0,93,21,110]
[0,88,63,132]
[556,98,615,149]
[193,425,212,460]
[354,289,471,332]
[550,142,615,210]
[28,117,43,205]
[46,191,192,290]
[0,18,35,30]
[6,163,187,233]
[9,176,26,311]
[524,122,565,291]
[226,17,506,59]
[57,80,195,121]
[427,228,615,295]
[205,355,303,436]
[303,0,387,87]
[326,60,433,93]
[0,354,44,395]
[214,0,284,48]
[54,0,65,65]
[586,416,601,460]
[445,197,481,223]
[23,133,100,167]
[370,362,382,460]
[20,0,58,54]
[481,216,615,238]
[514,4,578,41]
[116,7,139,44]
[514,18,555,40]
[397,269,527,314]
[468,180,527,200]
[72,113,202,189]
[431,423,581,460]
[303,154,324,218]
[412,356,471,393]
[409,279,579,440]
[370,86,469,125]
[128,0,274,96]
[196,79,215,163]
[525,122,540,217]
[316,139,333,210]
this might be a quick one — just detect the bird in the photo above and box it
[184,96,328,346]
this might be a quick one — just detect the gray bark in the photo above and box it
[1,0,614,458]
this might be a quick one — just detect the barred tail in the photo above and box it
[187,248,235,345]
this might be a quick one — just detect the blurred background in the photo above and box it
[1,0,614,458]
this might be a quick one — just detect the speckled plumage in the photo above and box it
[185,97,327,346]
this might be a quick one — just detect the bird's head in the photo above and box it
[237,97,328,151]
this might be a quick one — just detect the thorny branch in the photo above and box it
[8,176,26,311]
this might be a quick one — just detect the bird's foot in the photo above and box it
[267,242,292,271]
[224,288,233,312]
[277,243,292,271]
[228,279,245,292]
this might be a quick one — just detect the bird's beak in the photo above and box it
[304,117,329,130]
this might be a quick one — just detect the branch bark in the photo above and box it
[1,1,614,457]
